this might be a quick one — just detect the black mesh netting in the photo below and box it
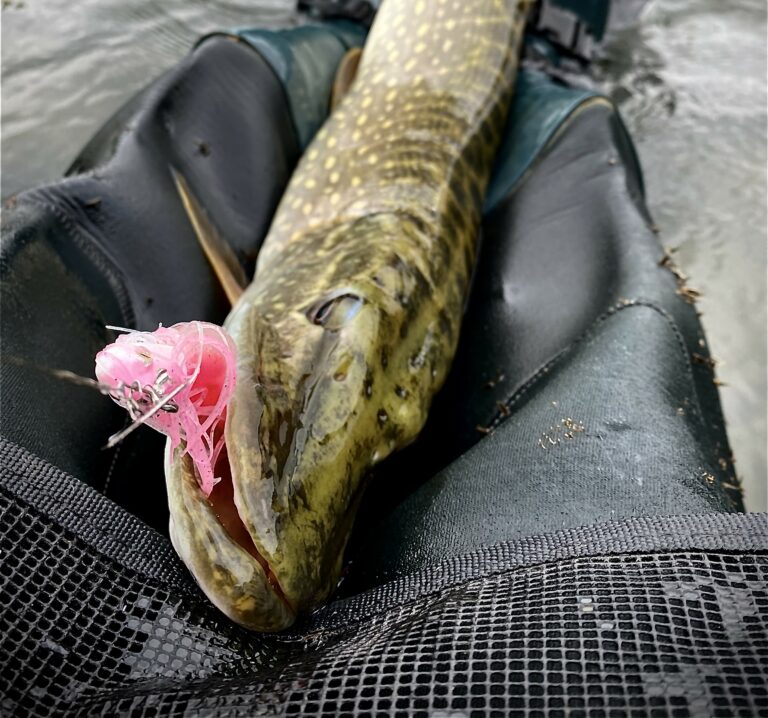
[1,473,766,717]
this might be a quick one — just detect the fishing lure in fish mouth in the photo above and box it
[94,322,236,496]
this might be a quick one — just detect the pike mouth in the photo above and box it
[205,442,294,614]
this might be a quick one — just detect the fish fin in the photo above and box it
[171,168,248,306]
[330,47,363,111]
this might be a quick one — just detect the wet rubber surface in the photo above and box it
[2,0,765,509]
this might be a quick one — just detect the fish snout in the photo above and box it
[165,446,296,632]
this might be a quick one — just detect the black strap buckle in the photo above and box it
[298,0,376,27]
[526,0,611,65]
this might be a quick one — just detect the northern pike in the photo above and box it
[99,0,531,631]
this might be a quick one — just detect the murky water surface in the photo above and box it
[2,0,766,509]
[595,0,766,510]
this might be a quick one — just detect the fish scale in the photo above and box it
[166,0,532,631]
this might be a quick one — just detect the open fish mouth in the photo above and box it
[94,321,295,630]
[165,443,297,632]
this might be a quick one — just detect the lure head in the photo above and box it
[95,322,236,496]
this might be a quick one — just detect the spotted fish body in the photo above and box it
[167,0,530,630]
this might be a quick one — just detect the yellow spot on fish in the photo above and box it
[302,203,313,215]
[356,114,368,126]
[414,42,427,54]
[446,19,456,29]
[417,23,429,37]
[443,39,454,52]
[330,172,340,183]
[324,157,337,170]
[361,96,373,109]
[327,137,338,148]
[368,154,379,164]
[405,59,417,71]
[351,177,362,187]
[386,89,398,102]
[304,179,317,189]
[330,193,341,205]
[415,0,425,13]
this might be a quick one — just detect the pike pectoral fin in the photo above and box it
[330,47,363,111]
[172,168,248,306]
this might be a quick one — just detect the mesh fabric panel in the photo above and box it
[1,466,765,716]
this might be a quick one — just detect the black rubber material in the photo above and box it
[341,99,742,594]
[1,23,764,718]
[1,35,300,532]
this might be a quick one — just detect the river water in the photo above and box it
[2,0,766,510]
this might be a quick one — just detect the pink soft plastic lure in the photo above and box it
[94,321,236,496]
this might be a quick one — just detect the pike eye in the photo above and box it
[307,293,364,329]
